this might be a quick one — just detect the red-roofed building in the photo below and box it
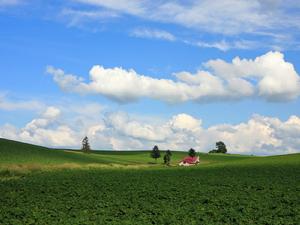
[179,156,200,166]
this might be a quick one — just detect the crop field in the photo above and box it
[0,138,300,224]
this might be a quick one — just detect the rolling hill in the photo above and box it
[0,138,299,224]
[0,138,260,170]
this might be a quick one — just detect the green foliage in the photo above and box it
[188,148,196,157]
[209,141,227,153]
[163,150,172,166]
[150,145,161,163]
[209,149,218,153]
[82,136,91,153]
[216,141,227,153]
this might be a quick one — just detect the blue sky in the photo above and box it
[1,0,300,155]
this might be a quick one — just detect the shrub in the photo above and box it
[151,145,161,163]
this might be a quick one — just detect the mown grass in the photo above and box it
[0,138,299,224]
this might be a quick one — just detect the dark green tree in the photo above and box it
[209,149,218,153]
[209,141,227,153]
[163,150,172,166]
[188,148,196,157]
[216,141,227,153]
[151,145,161,163]
[82,136,91,153]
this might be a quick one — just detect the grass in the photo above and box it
[0,138,254,167]
[0,138,300,224]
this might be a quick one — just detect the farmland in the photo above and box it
[0,138,300,224]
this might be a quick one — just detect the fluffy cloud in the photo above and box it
[48,51,300,103]
[169,114,201,132]
[105,112,171,142]
[0,106,78,147]
[1,105,300,155]
[99,113,300,155]
[205,51,300,101]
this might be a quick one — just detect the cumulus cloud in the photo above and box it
[105,111,171,142]
[131,28,176,41]
[0,106,78,147]
[204,51,300,101]
[1,107,300,155]
[98,113,300,155]
[47,51,300,103]
[169,114,201,132]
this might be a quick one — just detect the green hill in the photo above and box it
[0,138,258,170]
[1,137,299,176]
[0,138,300,224]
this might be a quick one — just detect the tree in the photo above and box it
[151,145,161,163]
[216,141,227,153]
[188,148,196,157]
[209,149,218,153]
[163,150,172,166]
[82,136,91,153]
[209,141,227,154]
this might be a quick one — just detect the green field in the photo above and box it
[0,138,300,224]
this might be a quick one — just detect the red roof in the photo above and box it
[182,156,199,164]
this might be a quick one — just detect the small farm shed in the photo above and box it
[179,156,200,166]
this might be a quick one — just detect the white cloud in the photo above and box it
[169,114,201,132]
[1,107,300,155]
[42,106,61,118]
[0,106,78,147]
[73,0,300,38]
[47,51,300,103]
[205,51,300,101]
[105,111,171,142]
[131,28,176,41]
[60,8,119,27]
[47,65,195,103]
[54,1,300,50]
[75,0,145,15]
[195,40,258,51]
[0,94,44,111]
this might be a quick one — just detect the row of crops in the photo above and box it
[1,160,299,224]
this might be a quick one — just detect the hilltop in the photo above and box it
[0,138,253,169]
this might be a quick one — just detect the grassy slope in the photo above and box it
[0,138,256,169]
[1,138,300,224]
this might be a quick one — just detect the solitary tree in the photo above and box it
[209,141,227,154]
[216,141,227,153]
[82,136,91,153]
[163,150,172,166]
[188,148,196,157]
[151,145,161,163]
